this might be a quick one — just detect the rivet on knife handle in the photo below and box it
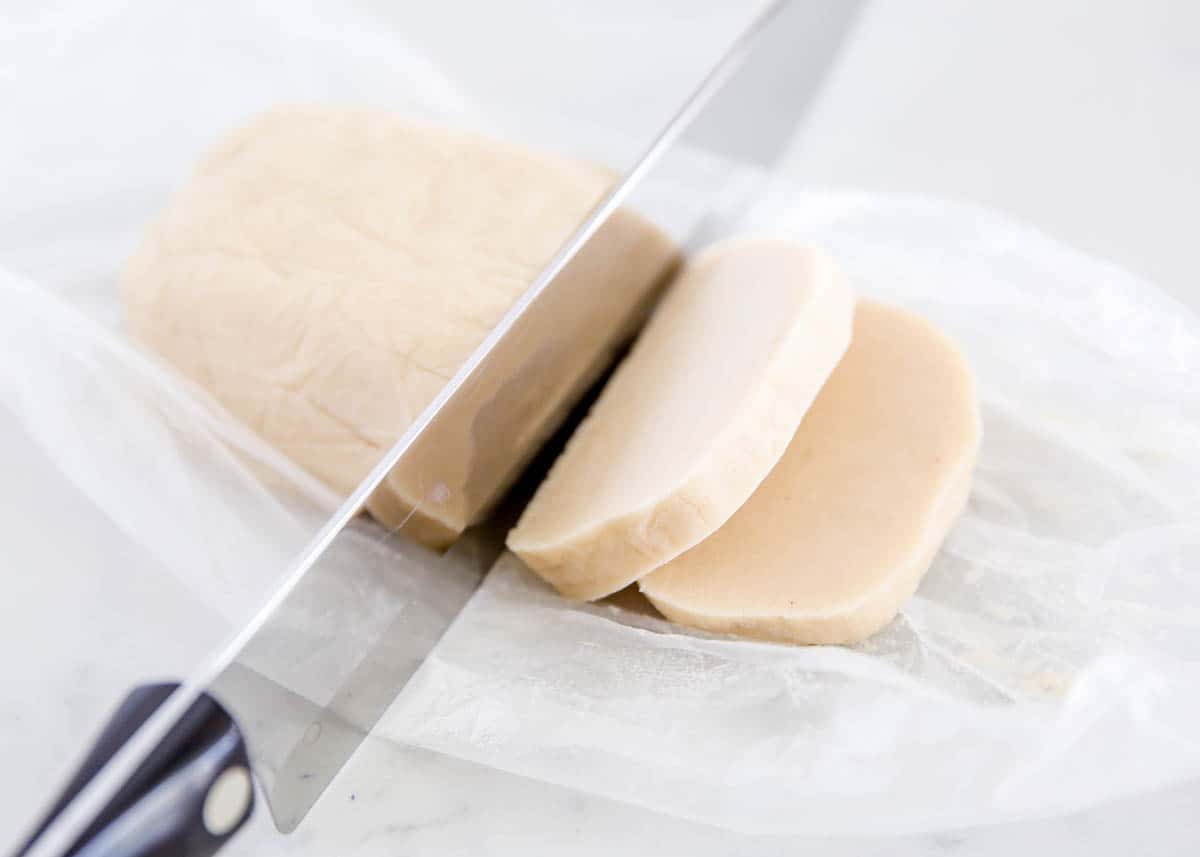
[15,683,253,857]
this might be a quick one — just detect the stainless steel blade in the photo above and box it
[210,515,505,832]
[24,2,861,853]
[684,0,864,167]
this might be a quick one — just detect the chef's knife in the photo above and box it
[15,2,861,854]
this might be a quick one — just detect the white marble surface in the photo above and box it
[222,740,1200,857]
[779,0,1200,308]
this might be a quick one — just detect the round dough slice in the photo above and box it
[639,300,981,645]
[507,238,855,600]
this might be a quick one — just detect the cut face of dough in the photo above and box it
[639,300,981,645]
[507,238,855,600]
[122,106,677,547]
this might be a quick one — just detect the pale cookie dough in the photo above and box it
[122,105,676,547]
[639,300,981,645]
[507,238,855,600]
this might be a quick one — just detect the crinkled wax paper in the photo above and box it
[3,0,1200,841]
[379,192,1200,834]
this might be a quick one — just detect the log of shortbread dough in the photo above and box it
[122,106,676,547]
[639,300,981,645]
[507,238,855,600]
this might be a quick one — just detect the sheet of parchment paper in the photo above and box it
[379,190,1200,834]
[3,0,1199,840]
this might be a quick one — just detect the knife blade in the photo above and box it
[19,2,861,853]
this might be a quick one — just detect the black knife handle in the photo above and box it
[15,683,254,857]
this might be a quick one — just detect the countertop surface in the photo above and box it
[223,740,1200,857]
